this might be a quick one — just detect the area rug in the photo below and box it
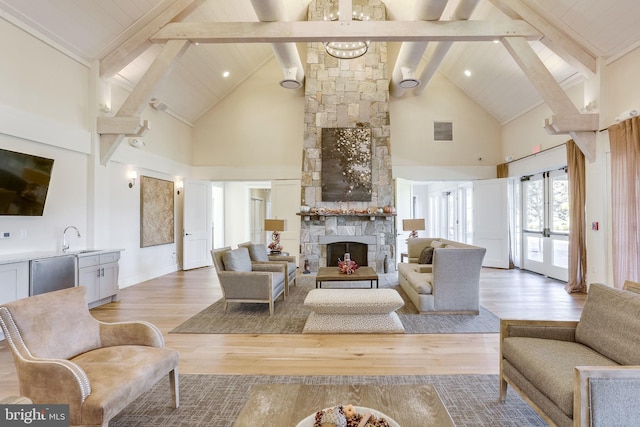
[110,374,545,427]
[170,281,500,334]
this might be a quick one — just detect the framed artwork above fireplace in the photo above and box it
[321,127,372,202]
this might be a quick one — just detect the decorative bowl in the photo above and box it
[295,406,400,427]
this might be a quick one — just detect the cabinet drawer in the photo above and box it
[99,252,120,264]
[77,255,100,268]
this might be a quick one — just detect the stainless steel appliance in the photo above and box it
[30,255,77,296]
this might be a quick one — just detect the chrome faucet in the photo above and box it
[62,226,81,252]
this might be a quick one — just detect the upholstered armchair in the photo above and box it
[238,242,297,295]
[211,246,287,315]
[0,286,179,427]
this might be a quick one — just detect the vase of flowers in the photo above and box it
[337,257,359,274]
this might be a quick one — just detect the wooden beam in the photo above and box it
[489,0,596,76]
[570,131,596,163]
[502,37,596,162]
[502,37,577,114]
[99,0,200,78]
[150,20,542,44]
[100,39,190,165]
[97,116,148,135]
[544,113,599,134]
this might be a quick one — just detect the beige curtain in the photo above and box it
[565,140,586,293]
[497,163,509,179]
[608,116,640,288]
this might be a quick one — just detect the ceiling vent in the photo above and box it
[434,121,453,141]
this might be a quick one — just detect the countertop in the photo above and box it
[0,249,124,265]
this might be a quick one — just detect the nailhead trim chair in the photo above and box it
[0,286,179,427]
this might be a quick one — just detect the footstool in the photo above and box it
[303,288,405,333]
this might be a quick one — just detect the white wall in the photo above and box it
[499,47,640,287]
[0,19,194,288]
[223,181,252,248]
[501,83,584,161]
[192,57,304,181]
[389,71,501,180]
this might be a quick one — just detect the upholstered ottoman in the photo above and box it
[303,289,405,333]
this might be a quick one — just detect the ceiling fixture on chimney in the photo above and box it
[399,67,420,89]
[279,67,303,89]
[323,1,370,59]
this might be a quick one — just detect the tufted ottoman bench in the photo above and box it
[303,288,405,333]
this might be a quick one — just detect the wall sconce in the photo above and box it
[176,180,184,195]
[128,170,137,188]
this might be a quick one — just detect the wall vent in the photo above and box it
[434,121,453,141]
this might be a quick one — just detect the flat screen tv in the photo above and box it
[0,148,54,216]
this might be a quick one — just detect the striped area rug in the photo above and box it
[111,374,545,427]
[170,275,499,334]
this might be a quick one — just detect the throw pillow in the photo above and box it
[248,244,270,262]
[430,240,445,248]
[418,246,434,264]
[222,248,252,272]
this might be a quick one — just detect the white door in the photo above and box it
[521,170,569,281]
[183,179,212,270]
[473,178,510,268]
[270,180,301,263]
[395,177,413,264]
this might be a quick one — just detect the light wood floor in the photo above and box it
[0,267,586,399]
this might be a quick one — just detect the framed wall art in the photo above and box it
[321,127,372,202]
[140,175,174,248]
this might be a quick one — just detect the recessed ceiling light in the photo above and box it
[493,39,500,44]
[464,70,472,77]
[223,71,230,78]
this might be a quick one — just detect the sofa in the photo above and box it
[500,281,640,427]
[397,238,486,314]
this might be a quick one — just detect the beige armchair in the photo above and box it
[211,247,287,315]
[0,286,179,427]
[238,242,297,295]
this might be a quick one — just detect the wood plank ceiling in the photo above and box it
[0,0,639,126]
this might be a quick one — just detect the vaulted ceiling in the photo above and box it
[1,0,639,127]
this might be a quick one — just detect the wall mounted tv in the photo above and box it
[0,148,55,216]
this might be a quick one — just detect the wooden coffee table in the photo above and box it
[315,266,379,288]
[233,384,454,426]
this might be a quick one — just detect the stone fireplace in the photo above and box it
[299,0,394,273]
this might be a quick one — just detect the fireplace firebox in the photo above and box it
[326,242,368,267]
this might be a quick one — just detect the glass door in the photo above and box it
[521,169,569,281]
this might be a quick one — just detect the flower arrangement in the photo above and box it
[337,258,359,274]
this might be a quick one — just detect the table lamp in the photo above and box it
[264,219,286,254]
[402,218,425,239]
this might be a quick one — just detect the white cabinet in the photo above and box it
[0,261,29,339]
[0,261,29,305]
[77,252,120,307]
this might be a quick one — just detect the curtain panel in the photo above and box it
[565,140,586,293]
[608,116,640,288]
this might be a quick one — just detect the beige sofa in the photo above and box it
[500,281,640,427]
[397,238,486,314]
